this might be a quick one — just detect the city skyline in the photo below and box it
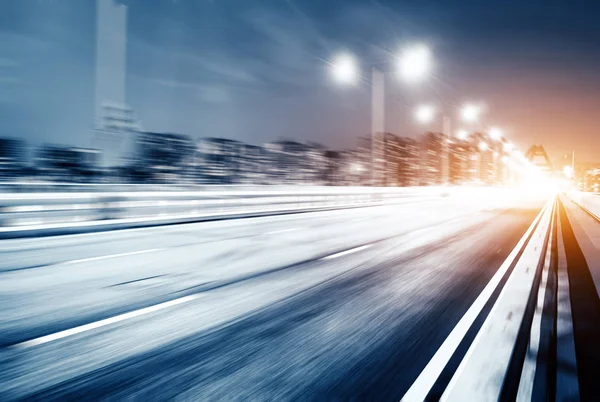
[1,0,600,162]
[4,3,600,400]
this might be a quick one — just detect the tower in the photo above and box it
[525,145,553,172]
[92,0,142,168]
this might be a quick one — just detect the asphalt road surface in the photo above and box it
[0,193,555,400]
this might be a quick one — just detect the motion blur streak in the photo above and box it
[3,0,600,399]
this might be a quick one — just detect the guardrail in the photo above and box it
[0,186,463,238]
[566,190,600,219]
[403,195,558,400]
[0,182,320,193]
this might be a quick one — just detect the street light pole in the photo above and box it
[329,45,432,187]
[371,68,385,186]
[442,115,451,185]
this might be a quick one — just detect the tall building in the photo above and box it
[421,132,446,185]
[264,140,327,184]
[93,0,142,167]
[0,138,27,180]
[475,133,496,184]
[378,133,402,186]
[449,138,478,184]
[358,133,420,187]
[397,137,420,186]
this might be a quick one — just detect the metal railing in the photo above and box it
[0,185,456,238]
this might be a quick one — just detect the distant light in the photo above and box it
[330,53,359,85]
[351,163,364,173]
[460,104,481,123]
[503,142,513,152]
[489,127,503,141]
[479,141,488,152]
[397,44,432,83]
[456,129,468,140]
[493,151,499,158]
[563,165,574,179]
[415,104,436,124]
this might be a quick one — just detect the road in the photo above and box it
[1,191,596,400]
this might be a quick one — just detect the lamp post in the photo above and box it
[330,44,432,186]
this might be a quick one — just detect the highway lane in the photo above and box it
[0,196,453,271]
[0,193,526,345]
[0,194,545,400]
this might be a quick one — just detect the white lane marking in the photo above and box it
[321,244,372,260]
[265,228,301,235]
[12,294,201,349]
[401,199,551,402]
[61,248,163,265]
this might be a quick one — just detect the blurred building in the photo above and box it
[377,133,402,186]
[358,134,420,187]
[264,140,327,184]
[323,150,342,185]
[397,137,420,186]
[239,144,268,184]
[134,132,194,183]
[194,138,272,184]
[449,140,473,184]
[452,132,500,185]
[357,136,374,184]
[420,132,446,185]
[474,133,498,184]
[581,168,600,192]
[0,138,27,180]
[323,149,367,186]
[35,145,101,182]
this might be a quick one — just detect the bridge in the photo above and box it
[0,181,597,400]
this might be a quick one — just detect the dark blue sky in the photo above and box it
[1,0,600,161]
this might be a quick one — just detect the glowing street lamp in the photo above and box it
[563,165,574,179]
[351,162,364,174]
[489,127,503,141]
[460,103,482,123]
[415,104,436,124]
[397,44,432,83]
[479,141,489,152]
[329,44,433,185]
[330,53,359,85]
[456,129,468,141]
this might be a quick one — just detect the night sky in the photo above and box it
[1,0,600,162]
